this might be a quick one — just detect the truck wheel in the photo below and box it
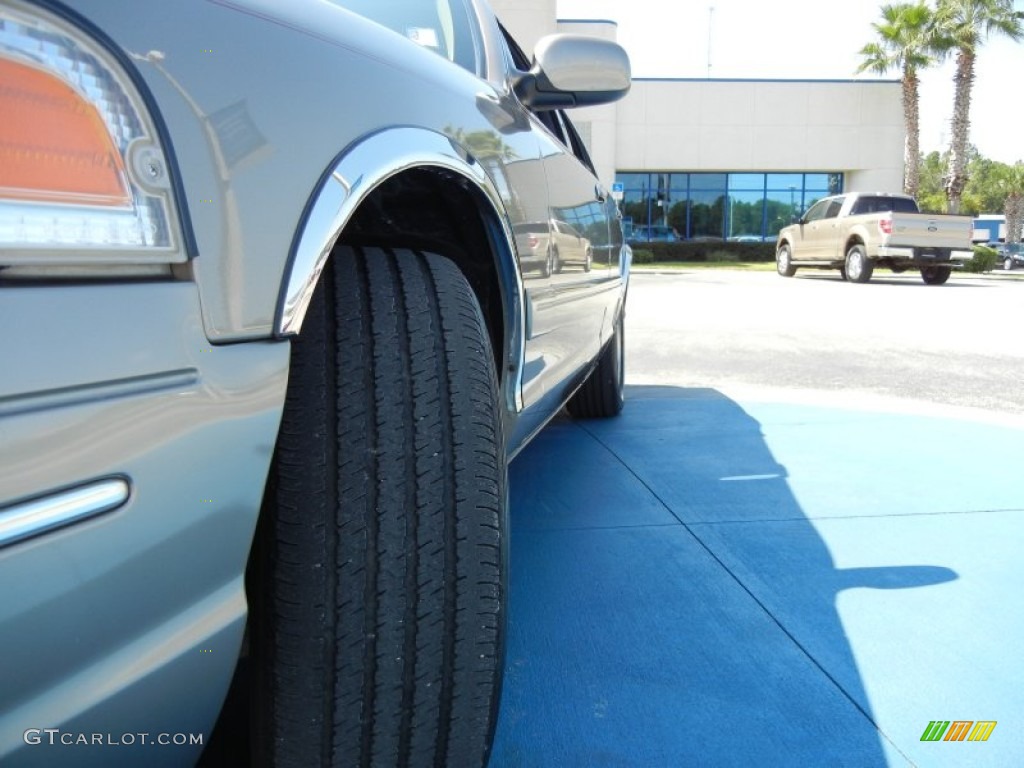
[552,248,563,274]
[921,265,952,285]
[776,244,796,277]
[845,244,873,283]
[250,246,506,768]
[583,247,593,273]
[567,311,625,418]
[1004,257,1014,271]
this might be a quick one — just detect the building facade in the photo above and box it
[491,1,905,242]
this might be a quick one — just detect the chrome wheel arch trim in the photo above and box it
[275,126,526,412]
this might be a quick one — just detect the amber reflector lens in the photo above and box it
[0,57,131,206]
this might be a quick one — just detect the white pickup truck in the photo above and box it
[776,192,975,285]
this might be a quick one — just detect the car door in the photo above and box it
[500,28,617,419]
[817,198,844,261]
[791,198,833,261]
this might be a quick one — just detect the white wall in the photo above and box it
[614,79,904,190]
[487,2,906,192]
[488,0,556,55]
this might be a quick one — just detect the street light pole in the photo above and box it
[706,6,714,78]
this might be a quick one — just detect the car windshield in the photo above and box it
[328,0,479,73]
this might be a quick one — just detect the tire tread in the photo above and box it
[252,246,504,768]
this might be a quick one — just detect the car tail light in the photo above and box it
[878,217,893,236]
[527,233,538,248]
[0,1,182,262]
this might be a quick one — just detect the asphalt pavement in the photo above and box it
[490,270,1024,767]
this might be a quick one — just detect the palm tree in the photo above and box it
[995,162,1024,246]
[933,0,1024,213]
[857,2,939,199]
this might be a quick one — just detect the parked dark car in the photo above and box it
[0,1,631,765]
[989,241,1024,270]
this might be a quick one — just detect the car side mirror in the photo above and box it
[513,34,631,111]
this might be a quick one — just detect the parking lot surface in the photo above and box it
[491,271,1023,767]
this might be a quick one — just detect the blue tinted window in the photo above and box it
[690,173,727,191]
[729,174,765,191]
[615,170,843,242]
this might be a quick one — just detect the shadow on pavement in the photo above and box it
[490,385,956,767]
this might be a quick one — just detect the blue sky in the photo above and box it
[556,0,1024,164]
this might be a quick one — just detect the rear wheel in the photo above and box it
[776,244,796,277]
[539,247,552,278]
[583,247,593,272]
[250,246,506,768]
[1004,257,1014,271]
[845,244,873,284]
[567,311,625,418]
[921,265,952,285]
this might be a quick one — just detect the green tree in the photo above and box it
[858,2,940,198]
[933,0,1024,213]
[916,150,948,212]
[963,150,1009,213]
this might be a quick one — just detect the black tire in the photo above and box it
[567,311,625,418]
[921,265,952,285]
[583,248,593,273]
[776,244,796,277]
[250,246,506,768]
[1004,257,1014,271]
[845,244,873,283]
[552,248,562,274]
[539,248,552,278]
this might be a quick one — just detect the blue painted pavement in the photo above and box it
[490,386,1024,768]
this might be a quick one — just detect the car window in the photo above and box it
[540,110,569,147]
[498,24,597,174]
[850,196,919,215]
[558,111,597,175]
[851,197,875,215]
[499,24,565,139]
[824,200,843,219]
[330,0,479,74]
[803,199,831,223]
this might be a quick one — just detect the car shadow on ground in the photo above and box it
[798,272,987,287]
[490,385,956,767]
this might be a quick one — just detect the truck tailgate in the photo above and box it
[885,213,973,249]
